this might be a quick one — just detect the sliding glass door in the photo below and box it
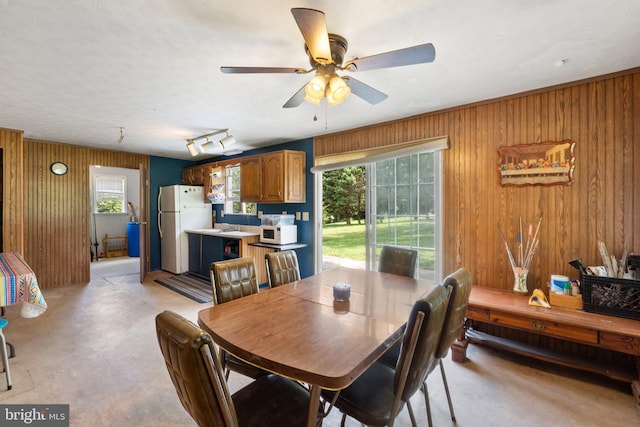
[366,151,442,282]
[316,149,442,282]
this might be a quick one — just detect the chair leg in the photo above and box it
[439,359,456,422]
[406,400,418,427]
[421,381,433,427]
[0,331,12,390]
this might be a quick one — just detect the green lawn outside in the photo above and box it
[322,222,367,260]
[322,217,436,268]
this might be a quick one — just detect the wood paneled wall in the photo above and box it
[315,68,640,291]
[0,128,25,253]
[21,139,149,288]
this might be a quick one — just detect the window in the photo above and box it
[366,151,441,282]
[224,165,256,215]
[94,175,127,214]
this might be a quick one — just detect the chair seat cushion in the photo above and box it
[322,362,401,426]
[234,374,311,427]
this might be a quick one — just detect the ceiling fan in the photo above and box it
[221,8,436,108]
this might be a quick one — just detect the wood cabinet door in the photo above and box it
[261,151,284,203]
[285,150,306,203]
[191,165,205,185]
[240,156,262,202]
[181,167,193,184]
[182,165,205,185]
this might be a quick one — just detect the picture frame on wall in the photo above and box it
[497,140,575,186]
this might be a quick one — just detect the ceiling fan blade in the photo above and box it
[221,66,306,74]
[282,85,307,108]
[291,8,332,65]
[344,43,436,72]
[343,77,388,105]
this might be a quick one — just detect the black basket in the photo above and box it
[581,273,640,320]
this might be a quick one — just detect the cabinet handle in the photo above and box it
[531,320,547,331]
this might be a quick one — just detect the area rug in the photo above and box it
[154,274,213,303]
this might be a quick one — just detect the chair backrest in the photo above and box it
[210,257,259,305]
[155,310,238,427]
[378,246,418,278]
[435,268,473,360]
[265,250,301,287]
[394,285,449,402]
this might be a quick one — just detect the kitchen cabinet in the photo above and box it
[241,150,306,203]
[240,156,262,202]
[186,230,271,284]
[181,164,207,185]
[188,233,239,278]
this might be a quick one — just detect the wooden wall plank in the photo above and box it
[0,128,24,254]
[21,139,149,288]
[315,68,640,290]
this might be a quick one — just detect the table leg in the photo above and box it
[307,385,321,427]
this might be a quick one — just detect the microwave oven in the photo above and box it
[260,225,297,245]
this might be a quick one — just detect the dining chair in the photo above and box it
[0,318,12,390]
[378,245,418,278]
[422,267,473,424]
[376,245,418,368]
[210,257,266,379]
[322,285,450,427]
[265,250,301,287]
[155,311,311,427]
[210,257,260,305]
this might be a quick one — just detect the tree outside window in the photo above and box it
[224,165,256,215]
[95,175,127,213]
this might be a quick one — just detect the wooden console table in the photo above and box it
[457,286,640,410]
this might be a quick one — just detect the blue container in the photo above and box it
[127,222,140,257]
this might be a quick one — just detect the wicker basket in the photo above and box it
[581,273,640,320]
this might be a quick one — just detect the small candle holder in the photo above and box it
[333,282,351,301]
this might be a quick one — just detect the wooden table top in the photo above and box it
[198,267,434,390]
[469,286,640,337]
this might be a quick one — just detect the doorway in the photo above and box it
[89,165,141,277]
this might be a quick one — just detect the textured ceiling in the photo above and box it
[1,0,639,160]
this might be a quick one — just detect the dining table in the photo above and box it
[0,252,47,318]
[198,266,435,427]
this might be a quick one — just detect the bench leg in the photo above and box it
[451,319,471,363]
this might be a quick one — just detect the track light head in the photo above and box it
[186,140,198,156]
[220,133,236,148]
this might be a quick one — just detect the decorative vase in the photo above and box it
[513,267,529,294]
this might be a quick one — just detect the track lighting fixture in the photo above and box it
[185,129,236,156]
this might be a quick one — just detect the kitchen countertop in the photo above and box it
[185,228,259,238]
[248,242,307,250]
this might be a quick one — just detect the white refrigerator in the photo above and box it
[158,185,212,274]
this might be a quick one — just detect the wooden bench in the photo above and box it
[456,286,640,411]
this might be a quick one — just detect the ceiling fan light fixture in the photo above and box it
[327,75,350,104]
[305,74,326,99]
